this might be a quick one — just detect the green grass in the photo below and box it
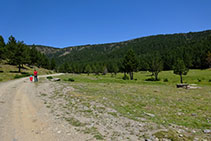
[0,63,54,82]
[153,130,193,141]
[58,69,211,86]
[64,117,86,127]
[83,127,104,140]
[57,69,211,131]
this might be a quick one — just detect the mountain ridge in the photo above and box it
[32,30,211,70]
[33,29,211,54]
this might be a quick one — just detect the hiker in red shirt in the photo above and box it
[34,70,38,82]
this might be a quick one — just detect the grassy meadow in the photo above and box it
[57,69,211,131]
[0,63,54,82]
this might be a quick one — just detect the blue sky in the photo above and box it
[1,0,211,48]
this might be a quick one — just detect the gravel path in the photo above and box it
[0,74,89,141]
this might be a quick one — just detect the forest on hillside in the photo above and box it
[36,30,211,74]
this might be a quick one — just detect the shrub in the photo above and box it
[163,78,168,82]
[122,75,129,80]
[21,72,29,75]
[14,73,30,79]
[46,76,53,80]
[68,78,75,82]
[145,78,160,81]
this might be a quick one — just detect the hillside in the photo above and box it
[0,62,54,82]
[34,30,211,70]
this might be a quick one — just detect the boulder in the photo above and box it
[51,78,61,81]
[176,84,189,89]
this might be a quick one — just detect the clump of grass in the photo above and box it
[108,112,118,117]
[153,130,193,140]
[94,134,104,140]
[83,127,104,140]
[41,93,47,96]
[65,117,85,127]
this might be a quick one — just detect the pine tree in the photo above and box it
[102,66,108,75]
[6,35,17,64]
[206,51,211,68]
[14,41,26,72]
[113,64,119,75]
[122,49,138,80]
[173,59,189,83]
[84,64,92,75]
[0,35,5,60]
[50,58,56,70]
[30,45,39,66]
[147,52,163,81]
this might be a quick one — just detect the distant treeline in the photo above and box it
[52,30,211,73]
[0,35,55,72]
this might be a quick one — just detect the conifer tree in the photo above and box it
[50,58,56,70]
[14,41,26,72]
[147,52,163,81]
[84,64,92,75]
[0,35,5,60]
[113,64,119,75]
[122,49,138,80]
[6,35,17,64]
[173,59,189,83]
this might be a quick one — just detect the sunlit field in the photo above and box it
[55,69,210,138]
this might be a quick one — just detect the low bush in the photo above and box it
[14,73,30,79]
[68,78,75,82]
[122,75,129,80]
[163,78,168,82]
[21,72,29,75]
[145,78,160,81]
[46,76,53,80]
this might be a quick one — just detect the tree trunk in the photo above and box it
[155,72,158,81]
[129,72,133,80]
[132,72,133,80]
[180,74,183,83]
[18,64,21,73]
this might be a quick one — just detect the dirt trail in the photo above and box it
[0,74,70,141]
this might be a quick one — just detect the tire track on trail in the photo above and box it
[0,74,68,141]
[11,82,55,141]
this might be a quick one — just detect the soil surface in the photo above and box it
[0,74,90,141]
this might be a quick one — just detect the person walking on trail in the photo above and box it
[34,70,38,82]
